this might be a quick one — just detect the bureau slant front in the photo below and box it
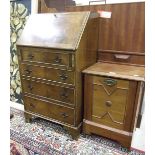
[17,12,99,138]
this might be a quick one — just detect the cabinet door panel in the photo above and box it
[92,84,128,129]
[91,76,137,131]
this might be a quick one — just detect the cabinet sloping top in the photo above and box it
[17,12,90,50]
[83,62,145,81]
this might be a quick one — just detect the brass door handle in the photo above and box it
[105,101,112,107]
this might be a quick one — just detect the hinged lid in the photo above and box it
[17,12,91,50]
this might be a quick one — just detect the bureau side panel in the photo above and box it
[74,15,99,126]
[17,46,26,102]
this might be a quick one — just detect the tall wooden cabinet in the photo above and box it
[17,12,99,138]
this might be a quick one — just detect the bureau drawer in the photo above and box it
[24,95,74,125]
[22,79,75,105]
[21,64,75,85]
[19,48,74,69]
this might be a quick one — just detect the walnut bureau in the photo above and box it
[17,12,99,138]
[82,62,144,148]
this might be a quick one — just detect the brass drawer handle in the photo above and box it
[28,84,33,91]
[28,54,34,60]
[105,101,112,107]
[53,56,62,64]
[103,79,117,87]
[59,73,68,80]
[24,69,32,75]
[30,103,35,108]
[60,112,69,118]
[60,92,68,99]
[114,54,130,61]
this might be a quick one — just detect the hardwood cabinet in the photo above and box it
[82,62,144,148]
[17,12,99,138]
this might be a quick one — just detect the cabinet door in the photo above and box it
[84,75,137,131]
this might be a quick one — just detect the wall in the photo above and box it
[131,96,145,151]
[10,0,31,104]
[75,0,145,5]
[31,0,38,13]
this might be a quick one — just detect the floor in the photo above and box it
[10,101,145,152]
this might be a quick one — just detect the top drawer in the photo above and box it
[93,76,129,89]
[18,47,74,69]
[98,52,145,66]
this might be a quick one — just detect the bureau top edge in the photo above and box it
[16,45,76,52]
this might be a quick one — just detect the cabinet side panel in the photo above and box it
[84,75,93,120]
[130,82,144,131]
[123,81,138,131]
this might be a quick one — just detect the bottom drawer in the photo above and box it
[24,95,75,125]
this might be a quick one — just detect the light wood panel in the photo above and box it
[66,2,145,66]
[82,62,145,81]
[66,2,145,54]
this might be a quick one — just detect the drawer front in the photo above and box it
[20,48,73,68]
[93,76,129,88]
[92,76,129,130]
[98,52,145,66]
[20,64,75,85]
[22,79,75,105]
[24,96,74,125]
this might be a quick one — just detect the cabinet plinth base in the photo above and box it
[24,112,33,123]
[24,111,82,140]
[64,124,82,140]
[83,119,132,149]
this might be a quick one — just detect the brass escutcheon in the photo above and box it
[103,78,117,87]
